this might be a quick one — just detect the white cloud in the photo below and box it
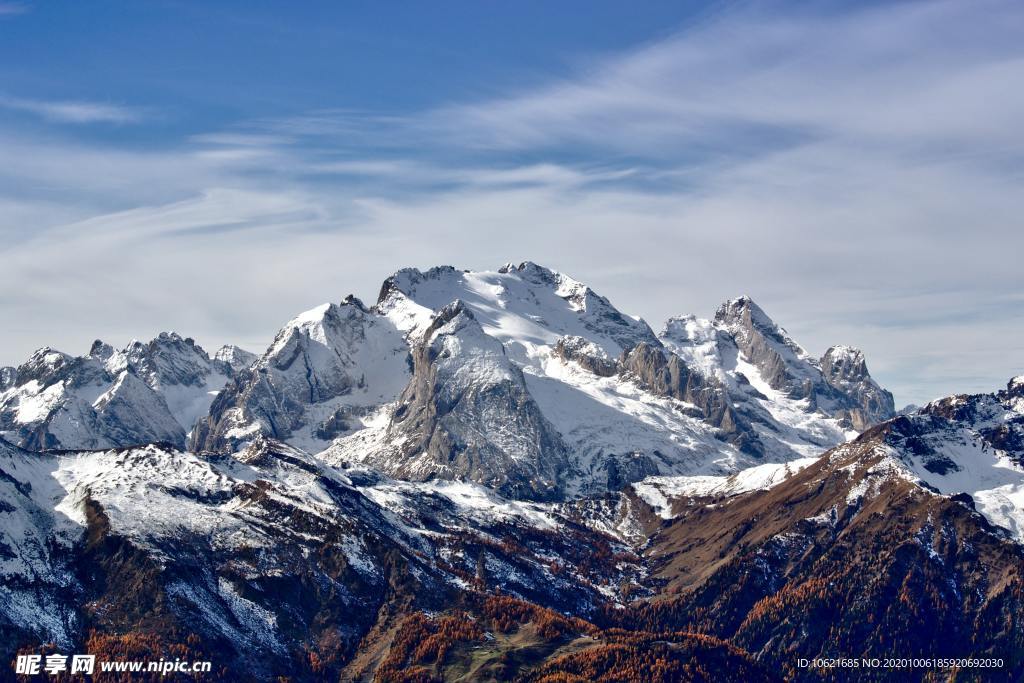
[0,95,142,124]
[1,0,1022,407]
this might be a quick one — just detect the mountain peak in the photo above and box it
[512,259,559,280]
[16,348,78,388]
[660,314,714,346]
[821,345,869,381]
[89,339,115,361]
[285,302,335,328]
[1,330,249,452]
[714,295,782,338]
[27,346,70,363]
[155,330,185,343]
[379,298,567,500]
[213,344,257,372]
[342,293,369,312]
[376,265,459,305]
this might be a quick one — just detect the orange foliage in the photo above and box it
[481,595,594,640]
[375,612,484,683]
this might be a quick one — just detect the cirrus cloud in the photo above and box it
[0,94,143,124]
[1,0,1022,407]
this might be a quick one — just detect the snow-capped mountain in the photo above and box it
[376,262,661,355]
[661,297,895,454]
[193,263,892,498]
[819,344,895,428]
[357,264,894,496]
[369,300,571,500]
[0,437,81,650]
[0,366,15,391]
[212,344,258,373]
[0,262,897,500]
[0,333,248,451]
[879,375,1024,537]
[191,296,410,454]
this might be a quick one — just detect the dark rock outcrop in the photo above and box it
[553,336,617,377]
[618,342,764,456]
[0,366,13,392]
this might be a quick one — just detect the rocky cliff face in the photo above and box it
[617,341,763,457]
[713,296,809,394]
[212,344,257,373]
[0,366,15,391]
[88,370,185,447]
[375,301,570,501]
[716,297,895,430]
[0,438,80,652]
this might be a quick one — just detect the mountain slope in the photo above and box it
[660,297,895,458]
[593,377,1024,679]
[191,297,410,454]
[0,439,80,652]
[0,435,642,678]
[3,262,1021,682]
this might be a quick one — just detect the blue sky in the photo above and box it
[0,2,702,138]
[1,0,1022,406]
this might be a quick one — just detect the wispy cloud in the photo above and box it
[0,95,143,124]
[1,0,1022,406]
[420,1,1024,160]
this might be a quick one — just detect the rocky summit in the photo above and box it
[2,263,1021,682]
